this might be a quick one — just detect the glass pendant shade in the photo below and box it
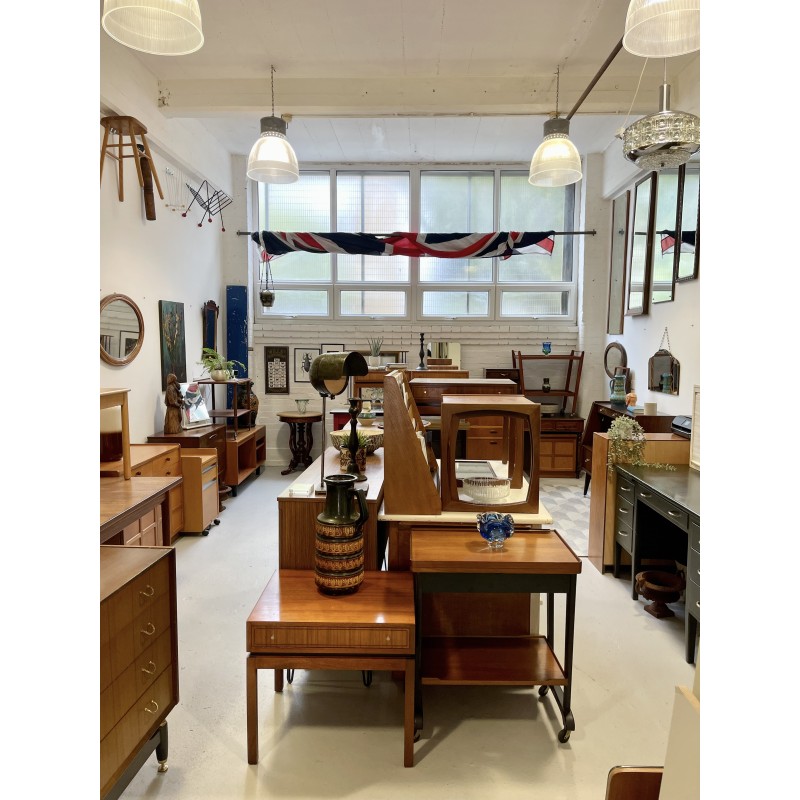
[528,117,582,187]
[246,116,299,184]
[623,83,699,170]
[623,0,700,58]
[101,0,204,56]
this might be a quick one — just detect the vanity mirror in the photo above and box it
[626,173,654,316]
[648,328,680,394]
[603,342,627,379]
[607,192,629,335]
[651,168,680,305]
[100,294,144,366]
[676,164,699,282]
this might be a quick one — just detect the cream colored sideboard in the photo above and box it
[587,433,690,573]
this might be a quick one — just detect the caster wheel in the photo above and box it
[362,671,373,687]
[202,528,210,536]
[558,729,571,743]
[538,685,549,697]
[213,519,221,526]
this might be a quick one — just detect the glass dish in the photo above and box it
[462,476,511,502]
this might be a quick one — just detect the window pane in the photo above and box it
[422,291,490,317]
[500,291,569,316]
[339,290,406,316]
[498,173,572,282]
[336,173,409,282]
[420,172,494,283]
[260,173,332,281]
[262,290,329,316]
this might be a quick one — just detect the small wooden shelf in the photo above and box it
[196,378,253,436]
[513,351,584,416]
[421,636,567,686]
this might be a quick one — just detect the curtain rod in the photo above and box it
[236,230,596,237]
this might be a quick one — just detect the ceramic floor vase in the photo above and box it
[314,474,369,595]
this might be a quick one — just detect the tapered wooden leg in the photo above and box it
[100,126,110,185]
[141,135,165,199]
[403,659,415,767]
[247,657,258,764]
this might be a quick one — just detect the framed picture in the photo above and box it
[158,300,187,389]
[179,382,212,429]
[294,347,320,383]
[119,330,139,359]
[264,346,289,394]
[320,343,345,354]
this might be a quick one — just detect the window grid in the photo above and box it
[255,166,578,321]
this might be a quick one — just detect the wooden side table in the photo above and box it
[276,411,322,475]
[246,569,416,767]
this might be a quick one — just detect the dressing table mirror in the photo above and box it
[603,343,627,379]
[676,164,700,282]
[648,350,680,394]
[607,192,629,335]
[100,294,144,366]
[627,173,654,316]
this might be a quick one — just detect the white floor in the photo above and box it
[122,467,697,800]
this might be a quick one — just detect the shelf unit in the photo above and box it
[513,350,584,416]
[225,425,267,495]
[196,379,253,438]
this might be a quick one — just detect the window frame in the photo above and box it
[252,164,579,323]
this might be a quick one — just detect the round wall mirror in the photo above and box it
[100,293,145,366]
[603,342,627,379]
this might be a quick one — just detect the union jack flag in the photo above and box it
[659,229,696,255]
[252,231,555,260]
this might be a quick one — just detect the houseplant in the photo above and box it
[366,337,383,367]
[199,347,246,381]
[606,416,676,470]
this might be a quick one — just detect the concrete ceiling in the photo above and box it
[102,0,699,163]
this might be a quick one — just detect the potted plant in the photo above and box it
[199,347,246,381]
[366,337,383,367]
[606,416,676,471]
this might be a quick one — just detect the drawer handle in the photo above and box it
[667,510,681,518]
[619,486,631,493]
[617,530,629,538]
[385,635,391,642]
[695,601,700,609]
[140,585,155,598]
[141,622,156,637]
[618,508,629,515]
[141,661,157,675]
[145,700,160,714]
[135,470,143,476]
[165,470,172,475]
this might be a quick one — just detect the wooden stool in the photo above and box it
[100,115,164,202]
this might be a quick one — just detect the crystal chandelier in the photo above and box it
[622,82,699,170]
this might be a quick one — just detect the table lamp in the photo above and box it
[309,351,369,493]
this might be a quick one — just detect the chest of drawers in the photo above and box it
[100,546,179,799]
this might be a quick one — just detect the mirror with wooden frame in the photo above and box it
[100,294,144,366]
[676,164,700,282]
[651,168,681,304]
[626,173,655,316]
[604,342,628,379]
[607,192,629,334]
[202,300,219,352]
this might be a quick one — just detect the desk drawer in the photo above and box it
[635,487,689,530]
[685,576,700,621]
[615,525,633,555]
[131,462,153,478]
[581,445,592,474]
[152,451,180,477]
[689,519,699,554]
[249,624,411,652]
[616,473,635,499]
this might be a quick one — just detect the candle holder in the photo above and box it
[344,397,367,482]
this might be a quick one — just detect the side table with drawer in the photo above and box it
[246,569,416,767]
[181,449,220,534]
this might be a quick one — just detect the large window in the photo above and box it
[255,167,577,321]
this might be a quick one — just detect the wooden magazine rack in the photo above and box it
[383,369,442,515]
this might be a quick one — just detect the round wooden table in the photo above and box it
[276,410,322,475]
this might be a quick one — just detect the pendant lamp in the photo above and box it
[622,81,699,170]
[101,0,204,56]
[247,66,299,184]
[623,0,700,58]
[529,68,582,188]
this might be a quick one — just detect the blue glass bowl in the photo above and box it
[476,512,515,550]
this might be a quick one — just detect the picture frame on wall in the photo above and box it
[158,300,187,389]
[264,346,290,394]
[294,347,320,383]
[119,330,139,359]
[320,343,345,354]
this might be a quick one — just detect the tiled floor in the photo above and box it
[121,466,696,800]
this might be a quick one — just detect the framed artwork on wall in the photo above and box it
[119,330,139,359]
[294,347,320,383]
[321,343,345,354]
[264,346,289,394]
[158,300,187,389]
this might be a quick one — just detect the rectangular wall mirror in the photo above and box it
[607,192,629,334]
[651,169,680,304]
[676,164,700,282]
[626,173,654,316]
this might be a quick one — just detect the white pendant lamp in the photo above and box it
[247,66,299,184]
[529,68,582,188]
[101,0,204,56]
[623,0,700,58]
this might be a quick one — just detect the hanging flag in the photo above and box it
[658,230,696,255]
[251,231,555,259]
